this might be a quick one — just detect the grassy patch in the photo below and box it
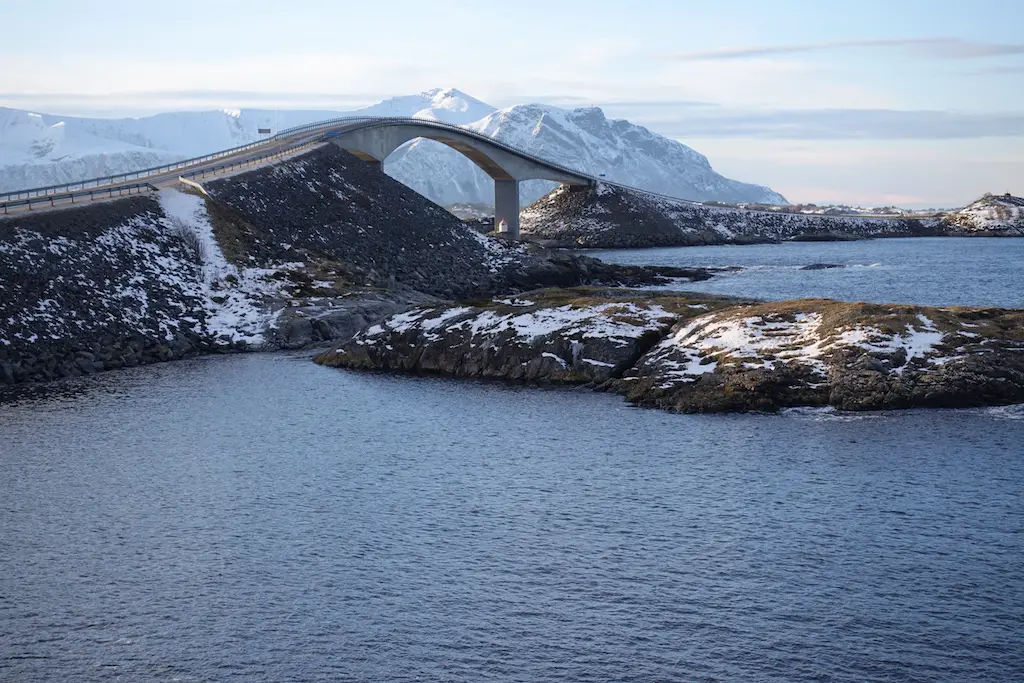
[203,197,259,264]
[460,286,747,317]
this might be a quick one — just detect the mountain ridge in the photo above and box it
[0,88,785,205]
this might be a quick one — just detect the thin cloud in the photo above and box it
[0,90,385,105]
[663,38,1024,61]
[600,99,718,109]
[974,65,1024,75]
[651,109,1024,140]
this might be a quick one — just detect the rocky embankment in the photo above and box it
[0,196,220,384]
[316,288,1024,413]
[520,184,942,248]
[0,145,710,386]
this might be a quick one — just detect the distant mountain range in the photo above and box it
[0,88,786,205]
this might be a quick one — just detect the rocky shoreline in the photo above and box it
[4,145,1021,412]
[519,185,1024,249]
[315,288,1024,413]
[0,146,713,388]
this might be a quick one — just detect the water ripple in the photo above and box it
[1,353,1022,681]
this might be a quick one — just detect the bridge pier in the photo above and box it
[494,179,520,239]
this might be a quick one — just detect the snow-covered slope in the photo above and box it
[941,194,1024,235]
[0,106,339,192]
[0,89,786,206]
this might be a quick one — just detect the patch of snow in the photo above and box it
[494,298,535,307]
[834,314,946,373]
[158,188,300,346]
[541,352,569,369]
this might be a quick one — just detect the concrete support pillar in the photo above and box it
[494,179,520,239]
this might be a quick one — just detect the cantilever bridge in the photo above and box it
[0,116,698,237]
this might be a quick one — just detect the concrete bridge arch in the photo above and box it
[324,120,594,238]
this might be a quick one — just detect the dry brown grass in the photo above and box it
[203,197,258,264]
[469,286,746,318]
[459,289,1024,346]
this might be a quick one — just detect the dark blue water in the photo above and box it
[585,237,1024,308]
[2,354,1023,682]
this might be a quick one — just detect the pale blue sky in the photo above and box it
[2,0,1022,206]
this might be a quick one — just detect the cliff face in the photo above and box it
[316,288,1024,413]
[521,184,939,248]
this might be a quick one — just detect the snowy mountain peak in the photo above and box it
[422,87,477,103]
[411,88,496,125]
[440,101,779,205]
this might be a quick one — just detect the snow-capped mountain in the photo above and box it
[357,87,496,124]
[0,88,786,205]
[387,102,786,206]
[0,106,346,191]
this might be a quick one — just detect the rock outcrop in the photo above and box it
[317,289,1024,413]
[941,193,1024,236]
[521,184,940,248]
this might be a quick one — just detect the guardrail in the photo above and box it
[178,138,322,182]
[0,182,159,214]
[0,118,369,203]
[0,138,327,215]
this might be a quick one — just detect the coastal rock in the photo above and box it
[269,289,440,350]
[1,146,714,387]
[319,290,1024,413]
[520,183,939,248]
[314,289,728,384]
[941,193,1024,236]
[614,300,1024,412]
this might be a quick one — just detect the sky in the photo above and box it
[1,0,1022,207]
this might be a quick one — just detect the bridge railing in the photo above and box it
[1,114,710,211]
[177,139,323,182]
[280,117,706,206]
[0,182,160,214]
[0,138,327,215]
[0,118,374,203]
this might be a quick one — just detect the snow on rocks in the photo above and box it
[158,188,297,346]
[0,189,309,385]
[618,300,1024,412]
[202,145,532,299]
[942,194,1024,235]
[317,290,682,383]
[521,183,938,248]
[319,289,1024,413]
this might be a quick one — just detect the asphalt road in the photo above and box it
[0,119,375,217]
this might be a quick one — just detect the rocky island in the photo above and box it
[316,288,1024,413]
[520,184,1024,248]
